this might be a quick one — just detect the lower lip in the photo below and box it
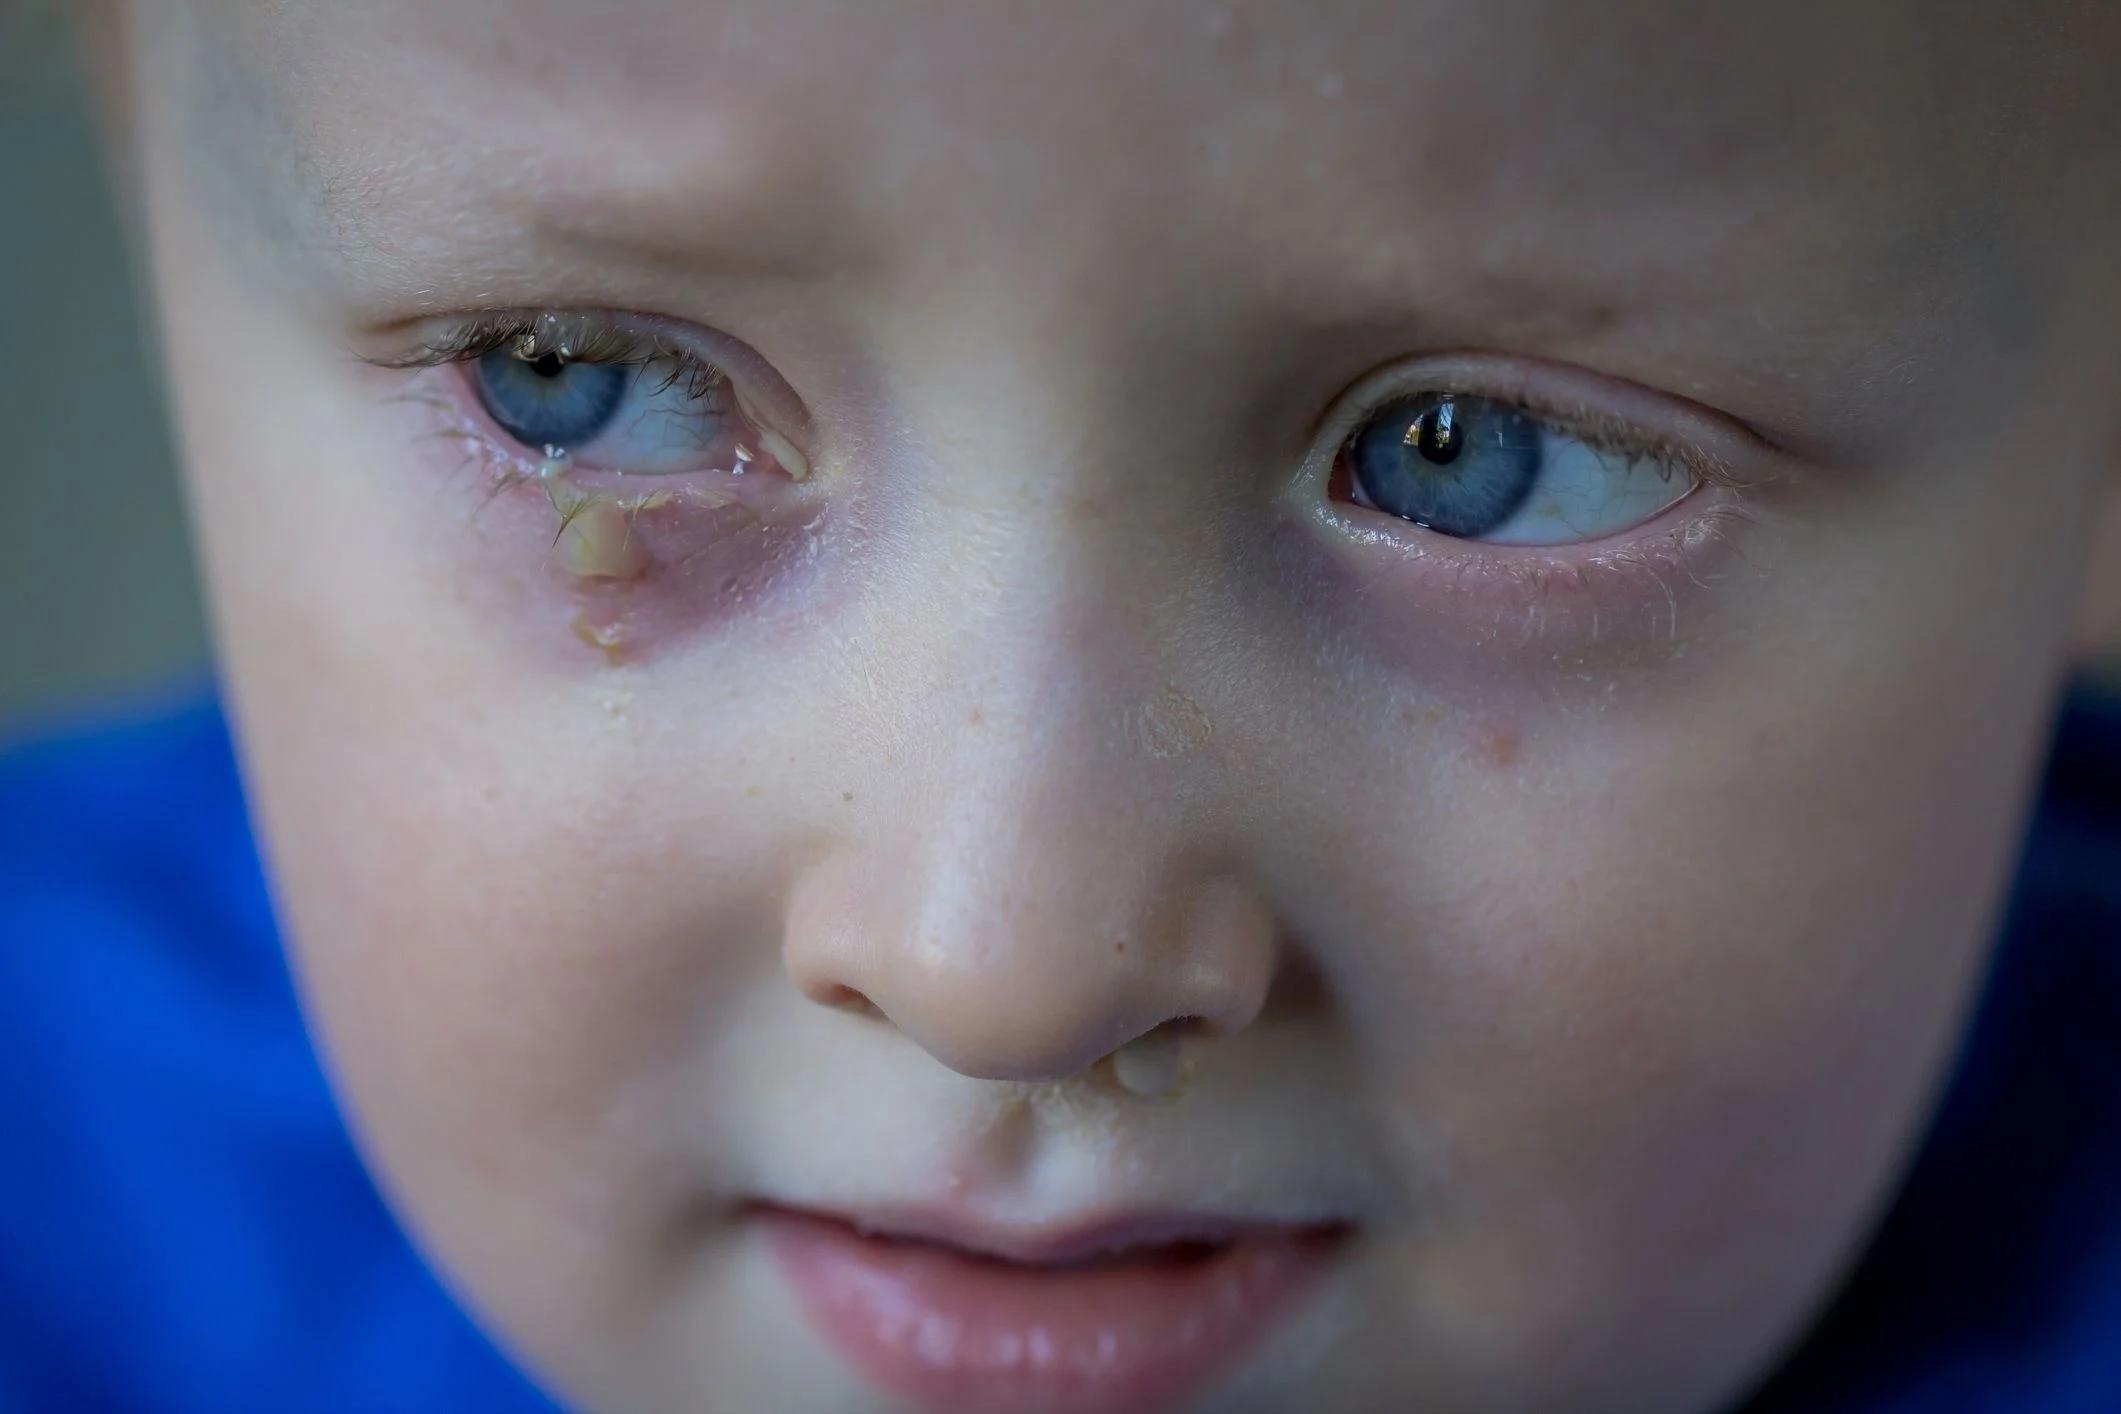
[760,1208,1340,1413]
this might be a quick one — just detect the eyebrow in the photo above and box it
[246,141,2038,469]
[193,123,865,308]
[183,13,2058,469]
[178,19,867,311]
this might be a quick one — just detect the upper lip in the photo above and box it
[757,1201,1348,1267]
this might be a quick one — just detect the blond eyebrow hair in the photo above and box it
[156,0,2121,473]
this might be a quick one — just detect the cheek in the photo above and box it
[242,686,790,1354]
[158,331,832,1341]
[1258,499,1757,712]
[1281,577,2052,1400]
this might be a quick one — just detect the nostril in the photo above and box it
[810,983,887,1021]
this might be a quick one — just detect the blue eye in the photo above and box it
[1343,393,1695,545]
[474,346,631,449]
[469,344,740,476]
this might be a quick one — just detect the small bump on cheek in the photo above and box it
[1463,720,1525,771]
[1391,698,1526,772]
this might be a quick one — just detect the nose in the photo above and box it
[777,339,1289,1081]
[787,832,1279,1081]
[781,613,1281,1081]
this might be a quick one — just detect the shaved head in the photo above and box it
[103,3,2121,1410]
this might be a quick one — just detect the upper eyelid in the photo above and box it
[364,322,1768,493]
[1313,354,1779,493]
[358,307,812,436]
[363,313,701,383]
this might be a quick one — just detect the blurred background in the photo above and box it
[0,29,2113,733]
[1,29,208,730]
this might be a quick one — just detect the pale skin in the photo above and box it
[88,1,2121,1410]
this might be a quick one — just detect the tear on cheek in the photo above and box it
[444,467,829,669]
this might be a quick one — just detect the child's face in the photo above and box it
[116,2,2116,1410]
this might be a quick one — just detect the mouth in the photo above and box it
[755,1202,1348,1413]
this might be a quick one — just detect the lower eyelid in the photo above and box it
[1294,457,1755,654]
[391,366,815,527]
[443,362,779,485]
[1288,519,1749,715]
[374,367,835,667]
[1321,452,1726,563]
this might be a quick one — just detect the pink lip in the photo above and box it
[758,1204,1345,1413]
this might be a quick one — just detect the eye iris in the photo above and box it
[473,346,630,450]
[1348,393,1543,538]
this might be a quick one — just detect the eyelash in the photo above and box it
[376,317,1750,500]
[1307,356,1771,560]
[372,311,1761,606]
[367,310,729,402]
[1278,354,1780,638]
[1328,374,1751,499]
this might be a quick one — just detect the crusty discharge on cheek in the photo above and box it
[431,449,832,669]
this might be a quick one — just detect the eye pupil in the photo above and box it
[1408,400,1463,465]
[527,350,567,379]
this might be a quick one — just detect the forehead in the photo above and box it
[191,0,2109,212]
[168,0,2115,442]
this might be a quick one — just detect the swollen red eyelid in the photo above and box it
[459,461,830,670]
[390,366,833,670]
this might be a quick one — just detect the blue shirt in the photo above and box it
[2,688,2116,1413]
